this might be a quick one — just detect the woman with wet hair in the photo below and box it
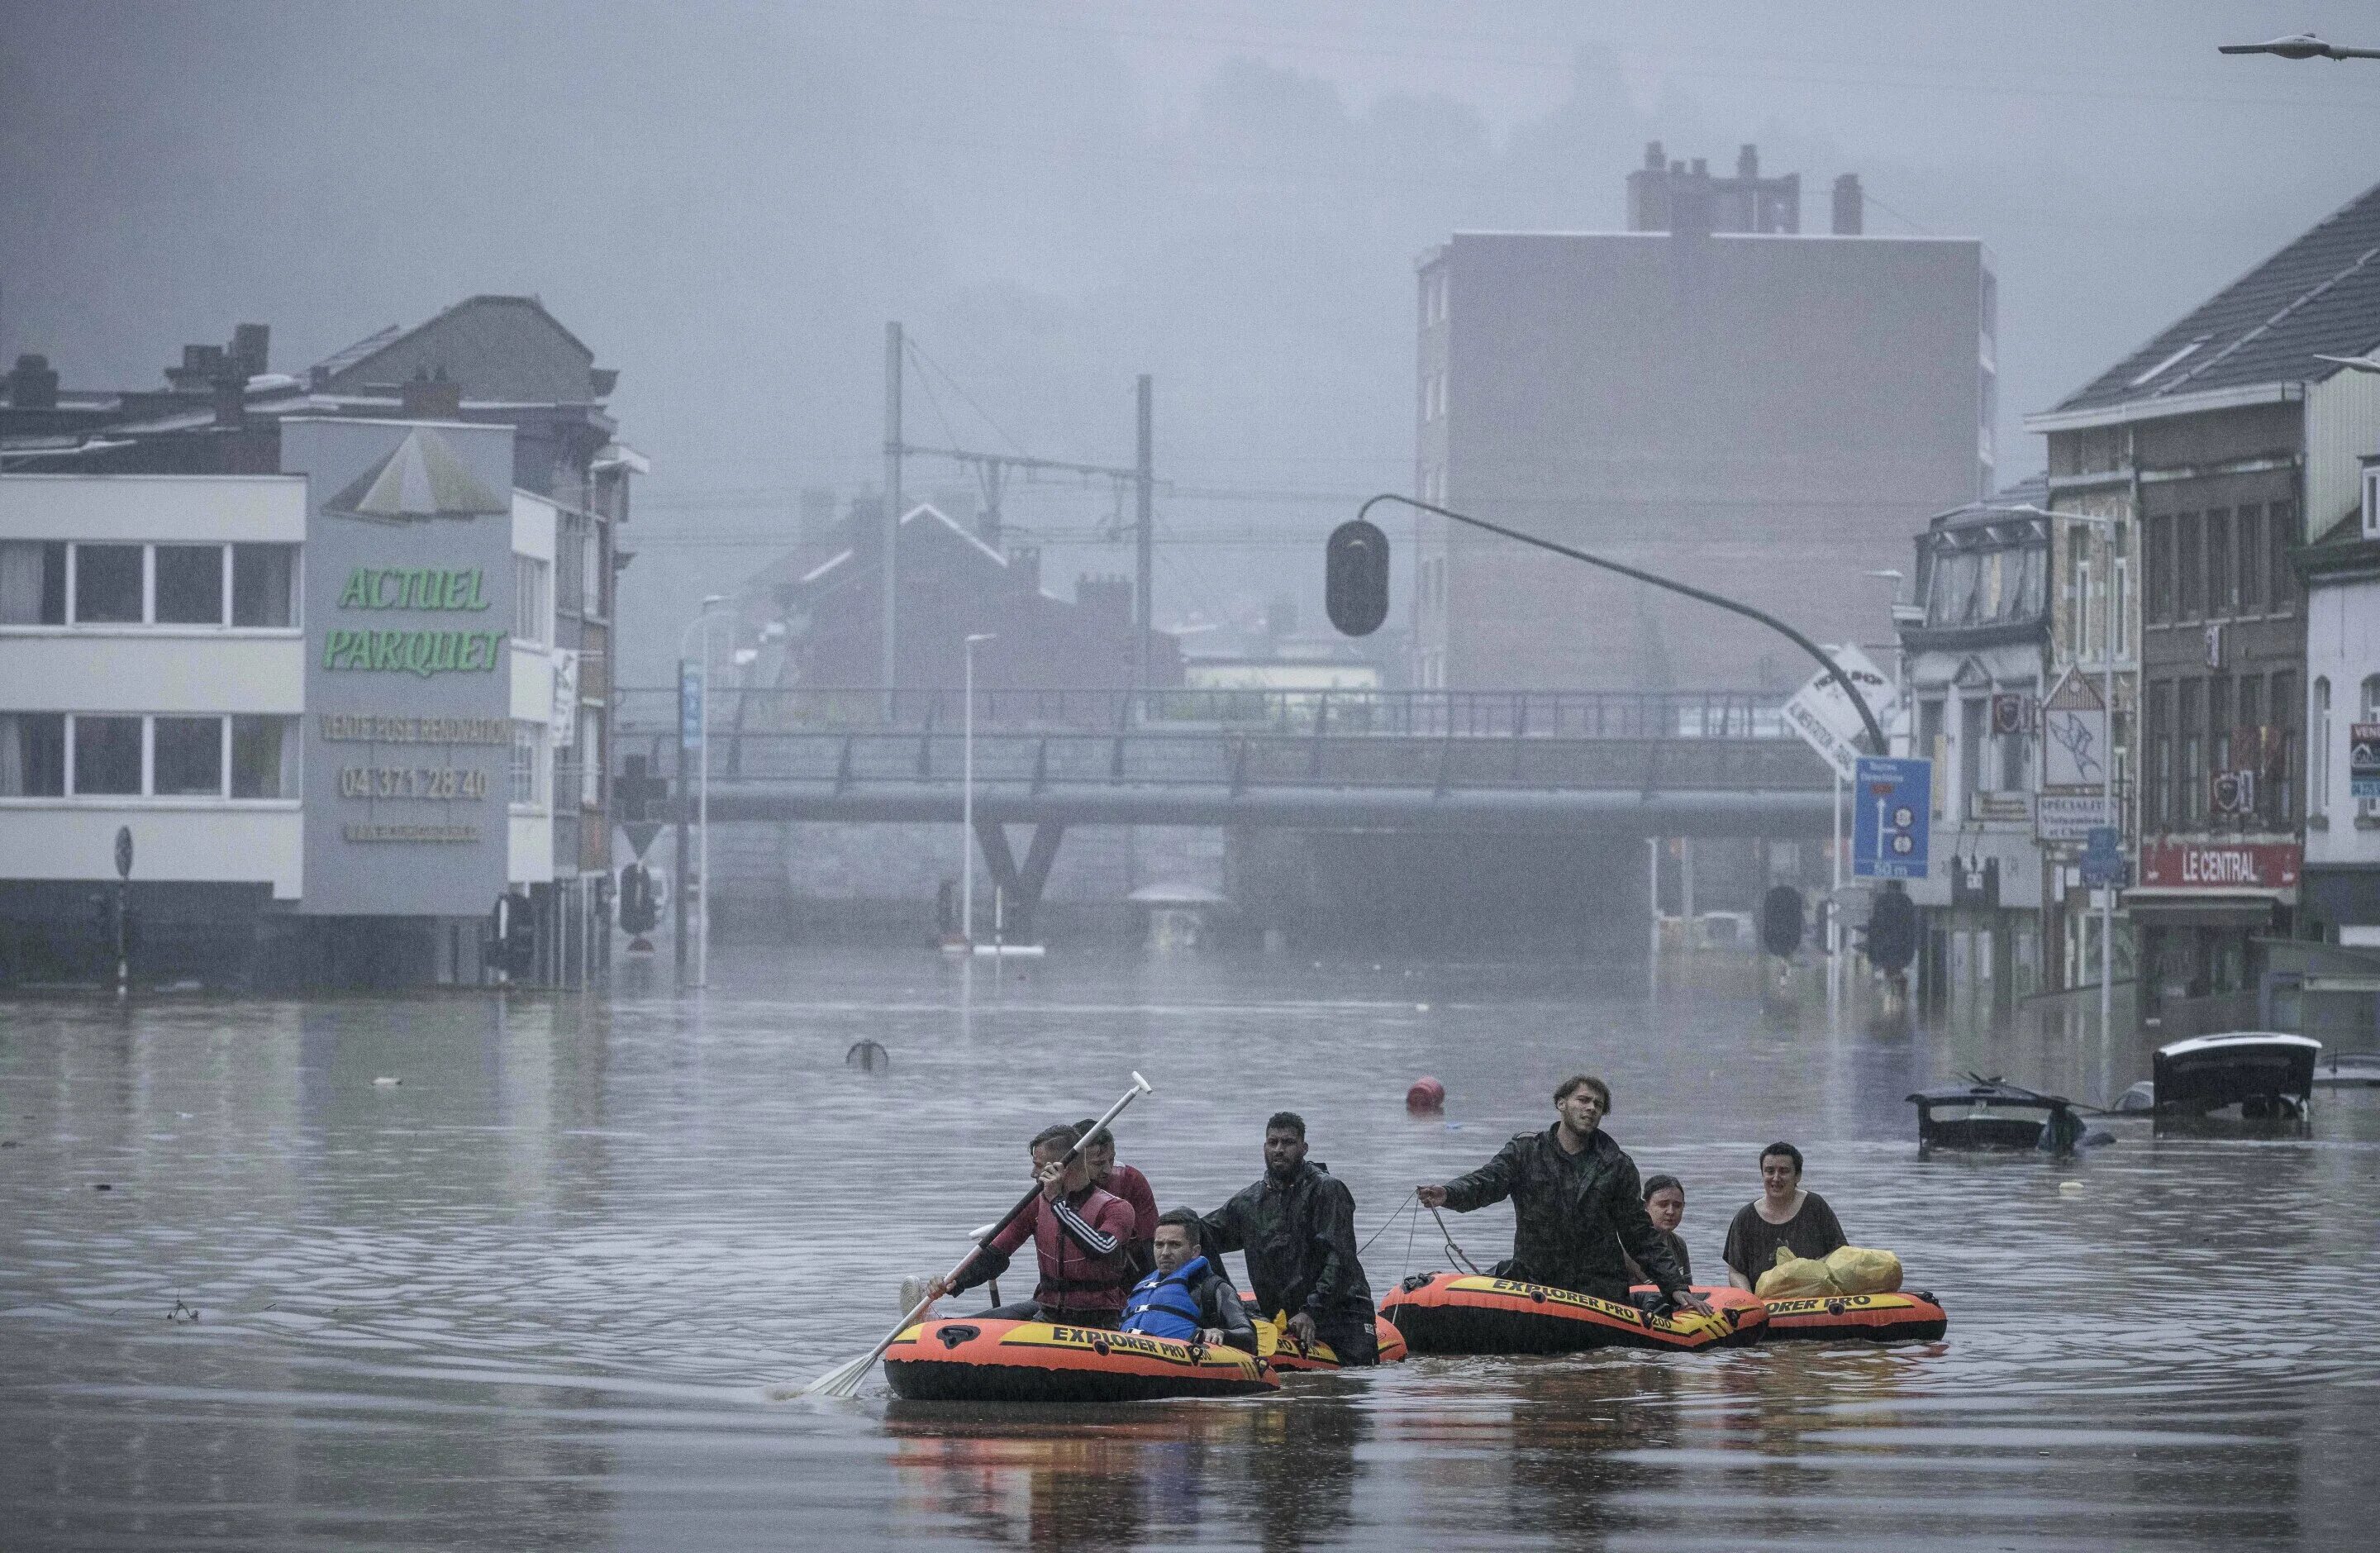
[1721,1141,1846,1292]
[1623,1174,1692,1287]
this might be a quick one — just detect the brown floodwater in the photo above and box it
[2,947,2373,1550]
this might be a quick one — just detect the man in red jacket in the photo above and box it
[1077,1116,1159,1274]
[928,1123,1139,1328]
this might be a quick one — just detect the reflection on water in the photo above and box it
[2,947,2374,1549]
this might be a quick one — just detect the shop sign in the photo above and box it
[2040,668,2108,791]
[288,418,516,917]
[2035,793,2113,842]
[2353,722,2380,801]
[2137,840,2301,891]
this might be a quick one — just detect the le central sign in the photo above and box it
[2137,840,2301,892]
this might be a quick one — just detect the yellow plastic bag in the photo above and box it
[1753,1246,1835,1298]
[1822,1246,1903,1295]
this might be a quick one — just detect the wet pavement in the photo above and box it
[2,947,2374,1550]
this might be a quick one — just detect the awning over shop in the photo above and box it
[2123,893,2283,928]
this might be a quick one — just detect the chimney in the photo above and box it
[166,343,226,393]
[1736,144,1759,180]
[6,353,60,409]
[1832,173,1864,235]
[400,365,463,420]
[229,323,269,379]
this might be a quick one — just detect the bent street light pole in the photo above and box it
[1358,493,1889,753]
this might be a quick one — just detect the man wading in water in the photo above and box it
[927,1123,1137,1328]
[1201,1112,1379,1364]
[1421,1075,1712,1316]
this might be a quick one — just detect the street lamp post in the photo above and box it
[678,595,727,989]
[960,633,996,947]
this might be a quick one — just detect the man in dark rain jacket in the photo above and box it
[1419,1075,1711,1313]
[1202,1112,1379,1365]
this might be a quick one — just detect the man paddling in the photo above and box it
[1119,1208,1259,1353]
[1076,1116,1159,1274]
[927,1122,1138,1328]
[1419,1075,1711,1316]
[1201,1112,1379,1364]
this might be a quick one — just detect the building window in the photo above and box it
[71,714,143,795]
[2111,531,2131,660]
[2145,515,2173,623]
[2205,510,2231,618]
[514,555,550,646]
[231,716,299,798]
[0,541,67,624]
[2176,512,2202,618]
[578,710,602,807]
[2363,677,2380,819]
[2150,680,2173,831]
[510,722,545,807]
[1959,696,1987,803]
[2268,503,2297,612]
[231,544,298,627]
[2178,679,2203,827]
[2236,505,2263,612]
[2273,669,2297,822]
[0,712,66,796]
[74,545,144,624]
[2063,528,2088,653]
[2311,677,2331,817]
[556,516,588,616]
[152,716,224,795]
[154,545,225,626]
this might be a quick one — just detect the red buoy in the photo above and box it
[1406,1075,1445,1112]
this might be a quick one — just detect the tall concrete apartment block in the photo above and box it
[1411,144,1994,691]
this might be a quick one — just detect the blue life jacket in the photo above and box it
[1120,1255,1211,1340]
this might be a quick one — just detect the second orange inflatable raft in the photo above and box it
[1380,1272,1767,1355]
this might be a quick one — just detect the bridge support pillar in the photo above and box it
[972,820,1064,940]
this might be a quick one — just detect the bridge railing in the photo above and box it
[616,685,1793,742]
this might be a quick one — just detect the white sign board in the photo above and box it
[2035,793,2114,842]
[1783,644,1897,781]
[2040,668,2109,791]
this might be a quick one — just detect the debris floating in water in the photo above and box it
[2058,1180,2084,1195]
[1406,1076,1446,1113]
[846,1041,890,1073]
[372,1076,401,1088]
[167,1299,199,1323]
[93,1183,112,1191]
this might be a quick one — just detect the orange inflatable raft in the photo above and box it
[883,1317,1278,1403]
[1380,1272,1767,1355]
[1621,1284,1949,1342]
[1247,1308,1410,1372]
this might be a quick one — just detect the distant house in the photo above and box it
[740,500,1178,695]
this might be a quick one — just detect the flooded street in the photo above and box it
[4,948,2376,1551]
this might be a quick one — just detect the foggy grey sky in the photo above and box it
[7,1,2380,680]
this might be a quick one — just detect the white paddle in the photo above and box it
[802,1071,1154,1398]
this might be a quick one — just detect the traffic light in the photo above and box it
[618,863,658,937]
[1759,885,1805,958]
[1324,517,1390,637]
[1865,886,1917,974]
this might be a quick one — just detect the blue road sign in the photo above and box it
[678,660,702,748]
[2080,824,2125,888]
[1852,755,1931,881]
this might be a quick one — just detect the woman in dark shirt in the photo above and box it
[1624,1174,1692,1285]
[1722,1141,1846,1291]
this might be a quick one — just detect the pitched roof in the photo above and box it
[2042,180,2380,422]
[323,426,510,522]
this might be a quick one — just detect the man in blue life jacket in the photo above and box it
[1118,1208,1259,1354]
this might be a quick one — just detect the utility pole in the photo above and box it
[1134,374,1154,693]
[883,322,904,717]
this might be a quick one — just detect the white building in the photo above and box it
[2300,458,2380,948]
[0,430,569,988]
